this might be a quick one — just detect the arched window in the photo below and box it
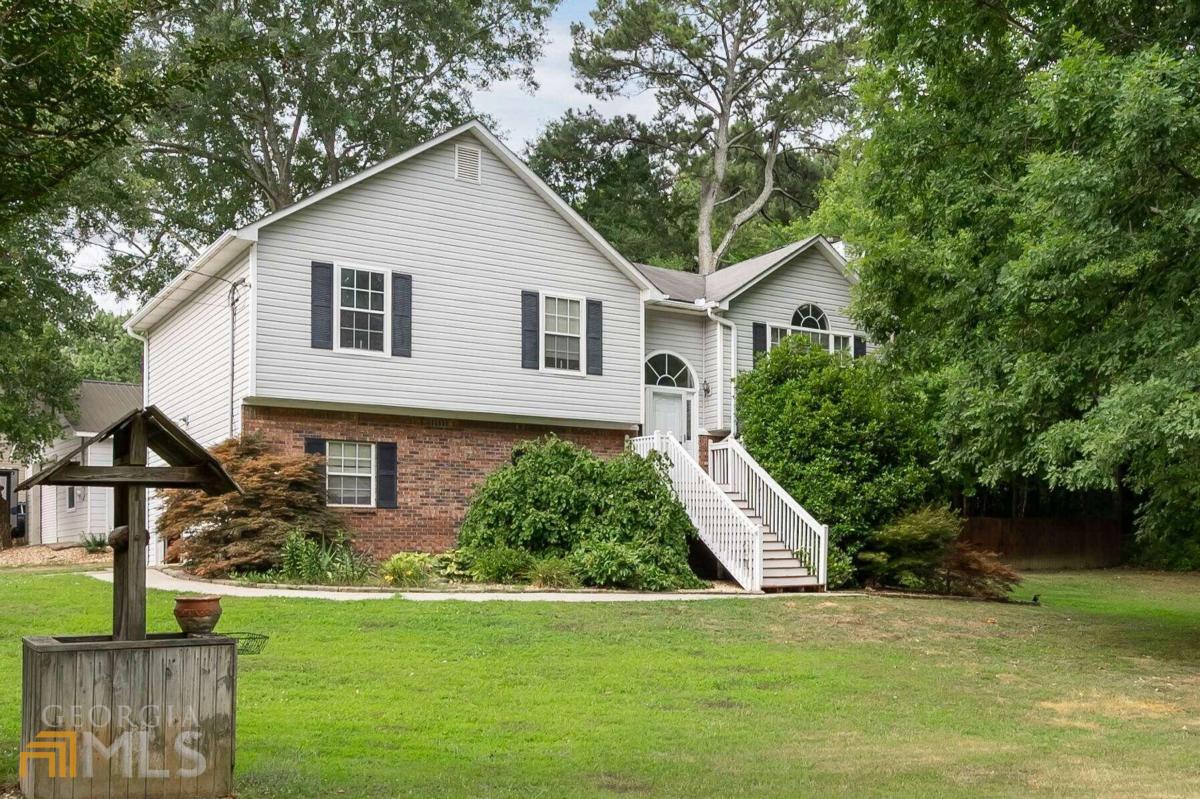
[644,353,694,388]
[771,302,852,353]
[791,304,828,331]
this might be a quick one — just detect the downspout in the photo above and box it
[705,306,738,437]
[227,279,246,438]
[125,328,149,408]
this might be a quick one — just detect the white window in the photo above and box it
[337,266,386,353]
[66,486,76,510]
[326,441,375,507]
[770,303,857,356]
[542,294,583,372]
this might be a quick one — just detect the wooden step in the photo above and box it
[762,548,796,561]
[762,565,810,578]
[761,575,821,590]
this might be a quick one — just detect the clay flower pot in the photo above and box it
[173,595,223,634]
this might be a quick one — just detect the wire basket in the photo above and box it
[222,632,269,655]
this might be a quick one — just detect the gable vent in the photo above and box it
[454,144,482,183]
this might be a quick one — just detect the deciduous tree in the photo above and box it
[83,0,557,296]
[820,1,1200,561]
[571,0,855,274]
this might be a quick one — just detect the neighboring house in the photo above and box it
[0,446,35,543]
[126,120,865,590]
[17,381,143,547]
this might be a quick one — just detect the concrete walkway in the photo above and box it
[87,569,780,602]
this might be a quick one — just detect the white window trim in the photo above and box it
[333,263,391,358]
[66,486,76,511]
[768,324,856,355]
[325,440,376,508]
[454,144,482,183]
[539,290,587,376]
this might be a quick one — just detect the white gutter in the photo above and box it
[705,305,738,437]
[124,230,244,332]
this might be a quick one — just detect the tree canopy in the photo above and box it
[571,0,855,274]
[819,1,1200,557]
[525,109,694,267]
[81,0,557,296]
[0,0,209,224]
[69,311,143,384]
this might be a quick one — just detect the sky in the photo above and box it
[94,0,649,314]
[472,0,656,149]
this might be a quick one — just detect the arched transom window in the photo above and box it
[792,303,828,331]
[771,302,853,354]
[644,353,694,388]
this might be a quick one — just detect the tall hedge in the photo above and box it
[736,340,944,584]
[459,436,703,590]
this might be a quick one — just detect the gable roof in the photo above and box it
[634,236,854,306]
[70,380,143,435]
[633,263,707,303]
[127,121,663,333]
[18,406,239,496]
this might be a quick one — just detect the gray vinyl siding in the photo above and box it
[145,258,251,448]
[723,250,861,430]
[644,309,705,385]
[701,319,729,432]
[252,133,643,427]
[38,437,112,544]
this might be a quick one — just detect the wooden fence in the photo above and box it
[963,516,1123,570]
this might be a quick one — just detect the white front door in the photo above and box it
[648,389,696,459]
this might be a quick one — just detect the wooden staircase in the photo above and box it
[721,487,821,591]
[629,432,826,593]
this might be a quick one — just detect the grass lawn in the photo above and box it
[1,570,1197,798]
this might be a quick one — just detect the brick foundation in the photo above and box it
[243,405,630,556]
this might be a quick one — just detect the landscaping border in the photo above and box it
[159,567,749,596]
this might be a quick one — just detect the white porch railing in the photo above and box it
[709,438,828,586]
[629,432,763,592]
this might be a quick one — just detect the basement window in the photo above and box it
[326,441,374,507]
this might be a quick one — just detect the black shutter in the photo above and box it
[752,322,767,360]
[586,299,603,376]
[375,442,397,508]
[310,262,334,349]
[853,335,867,358]
[521,290,540,369]
[392,273,412,357]
[304,438,326,475]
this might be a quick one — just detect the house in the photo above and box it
[126,121,865,590]
[13,380,143,546]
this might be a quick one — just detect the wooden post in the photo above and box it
[114,413,148,641]
[111,426,129,636]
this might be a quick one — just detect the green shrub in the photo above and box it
[278,531,375,585]
[737,340,946,582]
[469,545,536,584]
[825,547,855,589]
[381,552,435,587]
[569,540,640,588]
[434,548,473,582]
[526,555,579,588]
[81,533,109,554]
[857,507,1020,599]
[458,436,703,591]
